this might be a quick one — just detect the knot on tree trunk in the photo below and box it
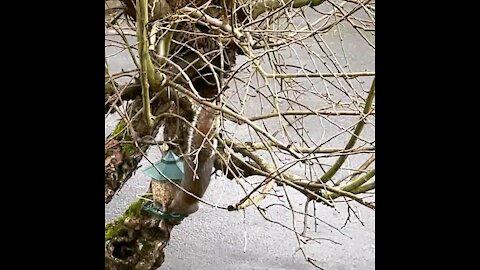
[105,201,169,270]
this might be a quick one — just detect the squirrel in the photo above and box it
[166,104,218,216]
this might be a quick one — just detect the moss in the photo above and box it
[121,143,136,156]
[111,120,137,156]
[105,199,145,241]
[112,120,127,138]
[125,199,144,217]
[105,222,118,241]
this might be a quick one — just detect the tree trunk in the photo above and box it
[106,1,237,268]
[105,98,167,203]
[105,199,168,270]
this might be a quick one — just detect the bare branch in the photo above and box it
[265,71,374,78]
[249,108,374,122]
[252,0,328,20]
[228,141,374,155]
[166,79,303,159]
[137,0,155,127]
[322,185,374,210]
[319,77,375,183]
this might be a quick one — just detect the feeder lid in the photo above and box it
[142,150,184,181]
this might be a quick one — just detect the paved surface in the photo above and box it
[105,7,375,269]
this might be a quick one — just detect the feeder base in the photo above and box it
[142,201,188,221]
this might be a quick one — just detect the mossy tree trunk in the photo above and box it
[105,1,237,269]
[105,199,168,270]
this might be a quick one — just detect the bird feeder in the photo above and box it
[142,150,184,213]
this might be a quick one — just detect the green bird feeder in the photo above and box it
[142,150,184,214]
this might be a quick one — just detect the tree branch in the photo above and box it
[105,95,173,203]
[166,79,303,159]
[264,71,375,79]
[226,141,374,155]
[351,181,375,194]
[324,169,375,200]
[215,139,375,210]
[248,109,374,122]
[319,77,375,183]
[221,140,334,209]
[322,185,374,209]
[180,6,245,40]
[252,0,327,19]
[105,82,142,114]
[137,0,155,127]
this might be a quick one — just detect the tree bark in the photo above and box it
[106,0,237,203]
[105,199,168,270]
[105,98,167,203]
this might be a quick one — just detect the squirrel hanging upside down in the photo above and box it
[160,103,219,236]
[166,104,219,216]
